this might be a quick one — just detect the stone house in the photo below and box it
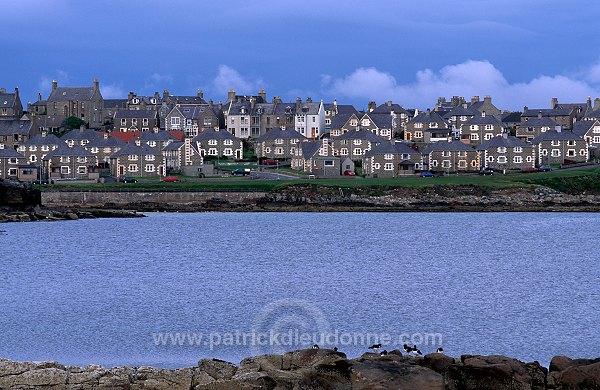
[110,143,164,178]
[291,139,339,176]
[468,96,502,119]
[17,133,62,166]
[254,127,305,160]
[43,145,97,180]
[126,91,162,111]
[404,109,449,143]
[572,119,600,149]
[27,93,47,117]
[476,135,536,171]
[113,110,159,132]
[0,118,34,150]
[531,130,588,165]
[225,99,276,139]
[0,87,23,119]
[444,104,478,137]
[330,113,360,138]
[516,115,560,142]
[192,128,243,160]
[330,128,387,161]
[459,113,506,146]
[358,112,394,140]
[521,99,579,130]
[163,138,204,173]
[44,79,104,130]
[62,127,103,147]
[367,101,409,136]
[102,98,128,124]
[421,140,479,172]
[134,130,177,150]
[272,102,298,130]
[165,106,221,138]
[85,135,126,168]
[0,146,26,179]
[363,141,421,178]
[323,101,358,134]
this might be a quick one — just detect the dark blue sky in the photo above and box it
[3,0,600,110]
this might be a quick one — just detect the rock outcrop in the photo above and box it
[1,350,599,390]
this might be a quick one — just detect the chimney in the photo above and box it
[306,97,313,103]
[163,89,170,100]
[538,111,542,119]
[154,91,160,99]
[296,97,302,110]
[551,97,558,108]
[128,91,134,101]
[228,89,236,102]
[368,101,376,112]
[38,92,42,102]
[258,89,266,102]
[14,87,19,99]
[471,96,479,105]
[103,132,109,140]
[437,97,445,105]
[386,100,392,107]
[93,79,99,90]
[0,88,5,94]
[426,108,431,116]
[250,97,255,109]
[52,80,57,90]
[524,106,528,112]
[484,96,491,104]
[209,99,214,105]
[594,98,600,111]
[197,89,203,99]
[451,96,460,106]
[272,96,282,104]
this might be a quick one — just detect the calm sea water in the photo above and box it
[0,213,598,368]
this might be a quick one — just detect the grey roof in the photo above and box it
[476,136,529,151]
[367,113,393,129]
[443,105,478,119]
[422,140,476,154]
[0,93,17,108]
[364,141,417,157]
[501,112,522,123]
[48,87,95,102]
[583,109,600,120]
[336,128,387,143]
[136,130,176,142]
[114,110,157,119]
[61,128,103,141]
[110,143,161,158]
[87,135,126,148]
[255,127,305,142]
[296,102,321,116]
[572,120,596,137]
[43,145,94,159]
[175,106,205,120]
[104,99,128,109]
[463,114,504,126]
[324,103,358,116]
[0,147,25,159]
[522,107,572,117]
[519,117,559,128]
[370,102,408,115]
[531,130,583,144]
[0,119,32,136]
[192,128,237,142]
[29,100,47,107]
[22,133,62,146]
[274,102,297,116]
[169,95,207,105]
[409,110,448,126]
[299,141,323,159]
[331,112,358,130]
[162,141,184,151]
[227,101,275,116]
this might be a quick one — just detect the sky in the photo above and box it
[3,0,600,111]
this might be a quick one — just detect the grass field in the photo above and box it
[35,167,600,193]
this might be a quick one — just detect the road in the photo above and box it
[251,170,301,180]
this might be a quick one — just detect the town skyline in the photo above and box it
[3,0,600,110]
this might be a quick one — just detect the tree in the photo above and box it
[62,116,86,131]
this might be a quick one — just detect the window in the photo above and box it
[275,138,283,145]
[594,126,600,133]
[129,164,138,172]
[8,157,18,164]
[30,155,37,162]
[350,119,358,126]
[526,156,533,162]
[459,116,467,121]
[171,117,180,127]
[145,164,155,172]
[91,147,98,153]
[77,166,87,174]
[541,126,550,132]
[353,148,362,155]
[60,166,70,174]
[128,154,138,161]
[580,149,587,156]
[275,147,284,155]
[145,154,155,161]
[470,134,479,140]
[514,156,523,163]
[324,160,334,166]
[442,151,450,157]
[414,123,423,128]
[60,156,70,163]
[485,124,493,130]
[458,151,467,157]
[230,118,235,125]
[551,149,560,157]
[487,156,494,162]
[383,162,393,170]
[42,145,49,152]
[497,156,507,163]
[373,162,381,169]
[362,119,371,126]
[224,139,233,146]
[470,125,479,131]
[429,122,438,128]
[340,148,348,155]
[121,118,127,126]
[208,139,217,146]
[567,149,576,157]
[384,153,393,160]
[497,147,506,153]
[593,136,600,143]
[484,133,493,140]
[77,156,87,163]
[29,145,37,152]
[431,160,438,167]
[458,160,467,168]
[514,147,522,153]
[442,160,451,168]
[541,149,548,156]
[143,118,149,126]
[414,131,423,138]
[567,140,576,146]
[353,139,362,145]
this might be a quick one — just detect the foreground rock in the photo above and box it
[1,350,599,389]
[0,206,143,223]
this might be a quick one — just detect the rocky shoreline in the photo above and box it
[0,206,143,223]
[0,350,598,389]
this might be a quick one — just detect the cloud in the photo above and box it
[101,83,126,99]
[143,73,174,91]
[210,65,264,96]
[37,70,71,94]
[323,60,600,110]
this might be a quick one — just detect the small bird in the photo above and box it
[413,347,422,357]
[436,347,444,354]
[333,347,338,352]
[403,344,412,354]
[369,343,382,352]
[380,349,388,356]
[312,344,319,349]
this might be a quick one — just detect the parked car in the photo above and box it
[161,176,180,182]
[343,170,356,176]
[262,159,279,165]
[521,167,539,173]
[33,178,49,185]
[231,168,251,176]
[419,171,434,177]
[479,168,494,176]
[539,166,553,172]
[120,176,138,183]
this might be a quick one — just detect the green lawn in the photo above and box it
[35,167,600,193]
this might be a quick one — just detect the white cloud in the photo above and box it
[324,60,600,110]
[210,65,264,96]
[37,70,71,94]
[101,83,126,99]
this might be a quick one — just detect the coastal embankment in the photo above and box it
[40,185,600,212]
[1,349,598,389]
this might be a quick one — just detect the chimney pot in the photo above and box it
[551,97,558,108]
[52,80,57,90]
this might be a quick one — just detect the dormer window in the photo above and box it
[350,119,358,126]
[133,98,139,104]
[240,107,246,114]
[150,98,156,104]
[429,122,438,128]
[362,119,371,126]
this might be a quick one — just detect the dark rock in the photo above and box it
[350,357,444,390]
[548,357,600,390]
[422,352,456,373]
[66,212,79,220]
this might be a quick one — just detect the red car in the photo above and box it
[161,176,180,182]
[262,159,279,165]
[521,167,538,173]
[343,170,356,176]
